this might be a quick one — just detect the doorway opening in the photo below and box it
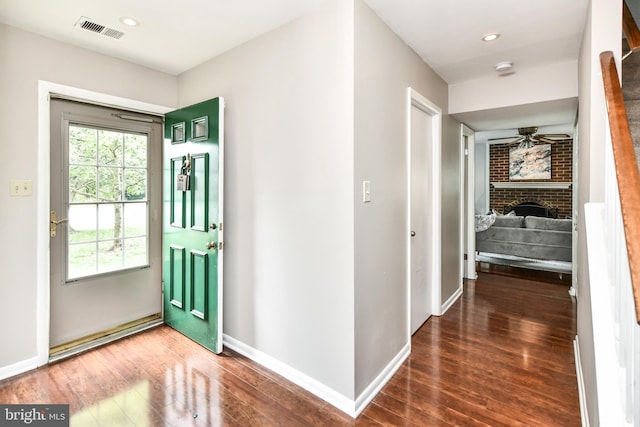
[36,81,172,366]
[406,88,442,335]
[461,124,477,280]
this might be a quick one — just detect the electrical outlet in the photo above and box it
[10,179,33,196]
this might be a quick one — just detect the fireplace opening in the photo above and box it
[503,200,558,218]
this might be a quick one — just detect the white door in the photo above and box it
[410,104,433,334]
[49,99,163,353]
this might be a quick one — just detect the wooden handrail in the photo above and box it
[623,0,640,52]
[600,51,640,324]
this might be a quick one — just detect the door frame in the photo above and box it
[460,124,477,280]
[405,87,442,338]
[570,119,579,297]
[36,80,172,366]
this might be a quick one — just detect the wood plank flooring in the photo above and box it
[0,272,580,426]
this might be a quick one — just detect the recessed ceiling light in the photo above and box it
[495,61,514,73]
[482,33,500,42]
[120,16,138,27]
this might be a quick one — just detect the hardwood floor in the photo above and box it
[0,272,580,426]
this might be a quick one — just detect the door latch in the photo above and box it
[50,211,69,238]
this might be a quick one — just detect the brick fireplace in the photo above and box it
[489,139,573,218]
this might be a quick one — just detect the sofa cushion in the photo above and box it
[525,216,572,232]
[493,215,525,228]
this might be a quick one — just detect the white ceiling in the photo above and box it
[0,0,589,135]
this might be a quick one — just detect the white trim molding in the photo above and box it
[461,124,477,280]
[223,334,410,418]
[441,286,463,315]
[0,357,38,382]
[491,182,571,190]
[354,343,410,416]
[573,336,590,427]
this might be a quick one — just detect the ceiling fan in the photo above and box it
[488,126,571,149]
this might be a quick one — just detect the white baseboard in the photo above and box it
[0,356,38,382]
[574,336,590,427]
[223,334,410,418]
[441,286,463,315]
[223,334,356,416]
[354,342,410,416]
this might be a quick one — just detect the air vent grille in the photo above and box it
[102,28,124,39]
[75,16,124,40]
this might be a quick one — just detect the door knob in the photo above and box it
[205,241,218,250]
[411,230,416,237]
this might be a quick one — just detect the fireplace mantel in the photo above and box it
[491,182,571,190]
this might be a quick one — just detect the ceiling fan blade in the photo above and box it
[536,133,571,138]
[536,137,560,144]
[488,135,519,141]
[505,137,525,145]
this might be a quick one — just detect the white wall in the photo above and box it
[0,23,176,372]
[449,60,578,115]
[353,0,460,396]
[178,0,356,400]
[576,0,621,424]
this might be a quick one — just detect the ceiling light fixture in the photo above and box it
[120,16,138,27]
[482,33,500,42]
[495,61,513,73]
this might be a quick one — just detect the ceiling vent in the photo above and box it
[74,16,124,40]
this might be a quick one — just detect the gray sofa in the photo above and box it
[476,215,572,262]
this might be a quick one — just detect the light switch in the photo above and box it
[10,179,33,196]
[363,180,371,203]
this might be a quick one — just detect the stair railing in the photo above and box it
[596,49,640,425]
[600,51,640,324]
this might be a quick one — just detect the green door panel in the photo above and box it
[170,157,186,228]
[163,97,223,353]
[168,245,185,308]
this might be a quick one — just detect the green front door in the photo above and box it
[163,97,224,353]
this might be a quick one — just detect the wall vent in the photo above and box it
[74,16,124,40]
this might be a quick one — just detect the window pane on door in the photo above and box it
[68,205,96,243]
[67,124,149,280]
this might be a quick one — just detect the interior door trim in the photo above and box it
[461,124,477,280]
[405,87,442,340]
[36,80,172,367]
